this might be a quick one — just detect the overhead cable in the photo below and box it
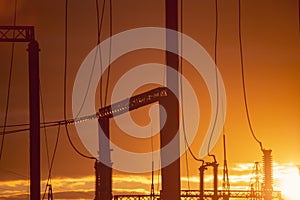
[0,0,18,160]
[179,0,204,165]
[238,0,264,151]
[207,0,219,162]
[63,0,95,160]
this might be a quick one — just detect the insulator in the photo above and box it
[263,149,273,189]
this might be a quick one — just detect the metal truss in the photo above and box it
[0,26,34,42]
[113,195,160,200]
[113,190,283,200]
[67,87,169,124]
[98,87,168,118]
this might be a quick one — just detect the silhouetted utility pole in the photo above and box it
[96,87,171,200]
[0,26,40,200]
[97,117,112,200]
[95,1,181,199]
[161,0,181,199]
[28,37,40,200]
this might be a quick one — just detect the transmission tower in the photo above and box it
[249,162,263,200]
[222,134,230,199]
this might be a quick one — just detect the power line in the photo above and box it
[0,121,61,135]
[180,0,190,190]
[63,0,95,160]
[0,167,28,179]
[97,0,113,108]
[73,0,107,118]
[179,0,204,165]
[73,46,98,119]
[104,0,112,106]
[40,81,51,170]
[0,113,102,136]
[238,0,263,151]
[0,0,18,160]
[0,127,31,135]
[65,126,95,159]
[42,124,61,199]
[0,123,31,128]
[98,0,106,108]
[63,0,68,122]
[96,0,106,45]
[0,120,63,128]
[98,0,113,107]
[207,0,220,162]
[40,79,56,200]
[74,0,103,117]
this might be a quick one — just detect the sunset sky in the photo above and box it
[0,0,299,199]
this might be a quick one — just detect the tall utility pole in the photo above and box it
[160,0,181,199]
[97,117,112,200]
[95,87,173,200]
[0,26,40,200]
[95,1,181,198]
[28,38,40,200]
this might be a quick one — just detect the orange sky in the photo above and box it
[0,0,299,199]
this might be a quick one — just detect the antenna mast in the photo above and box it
[222,133,230,199]
[150,161,155,199]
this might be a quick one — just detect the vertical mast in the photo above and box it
[28,39,41,200]
[222,134,230,198]
[160,0,181,199]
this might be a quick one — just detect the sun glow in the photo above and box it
[1,163,300,199]
[274,164,300,200]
